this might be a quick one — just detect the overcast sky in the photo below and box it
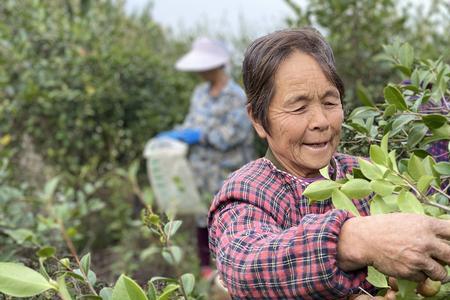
[124,0,300,37]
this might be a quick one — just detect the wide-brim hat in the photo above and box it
[175,37,230,72]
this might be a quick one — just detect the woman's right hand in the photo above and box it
[337,213,450,282]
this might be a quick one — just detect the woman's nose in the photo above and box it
[308,105,330,131]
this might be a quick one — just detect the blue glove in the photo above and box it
[156,128,202,145]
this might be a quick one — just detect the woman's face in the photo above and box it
[252,51,344,178]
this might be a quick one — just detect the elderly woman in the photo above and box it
[208,28,450,299]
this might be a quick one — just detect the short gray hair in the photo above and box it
[243,27,345,134]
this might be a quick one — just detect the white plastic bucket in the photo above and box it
[143,137,206,215]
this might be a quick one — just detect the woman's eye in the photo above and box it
[293,106,306,112]
[325,101,338,106]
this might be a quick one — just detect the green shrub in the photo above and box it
[0,0,196,176]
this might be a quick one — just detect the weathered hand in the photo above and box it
[337,213,450,282]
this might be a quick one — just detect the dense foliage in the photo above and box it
[284,0,450,108]
[0,0,196,177]
[304,42,450,299]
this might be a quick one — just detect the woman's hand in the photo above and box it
[337,213,450,282]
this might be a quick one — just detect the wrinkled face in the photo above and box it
[252,51,344,178]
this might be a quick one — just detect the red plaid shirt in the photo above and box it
[208,152,374,299]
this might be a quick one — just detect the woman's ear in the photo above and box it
[247,105,268,139]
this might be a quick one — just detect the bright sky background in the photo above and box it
[124,0,300,38]
[124,0,431,38]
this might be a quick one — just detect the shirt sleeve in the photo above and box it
[209,201,372,299]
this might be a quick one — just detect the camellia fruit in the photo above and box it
[388,277,398,291]
[416,278,441,297]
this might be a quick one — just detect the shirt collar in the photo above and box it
[264,148,287,172]
[204,78,233,98]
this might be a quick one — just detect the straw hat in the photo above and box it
[175,37,230,72]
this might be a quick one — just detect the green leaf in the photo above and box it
[59,258,70,269]
[80,253,91,276]
[369,145,387,166]
[412,149,430,159]
[398,191,424,214]
[37,246,56,258]
[340,179,372,199]
[435,162,450,175]
[384,85,407,110]
[383,195,400,211]
[356,82,375,107]
[423,124,450,144]
[43,177,60,199]
[402,84,420,93]
[358,158,383,180]
[422,114,448,129]
[57,275,73,300]
[387,150,399,172]
[370,180,395,197]
[370,195,398,214]
[4,228,35,244]
[407,155,426,181]
[331,190,360,216]
[111,275,148,300]
[366,266,388,288]
[303,180,341,201]
[66,271,85,281]
[348,106,379,119]
[147,282,157,300]
[319,165,330,179]
[157,284,179,300]
[394,64,412,76]
[164,220,183,238]
[424,204,442,217]
[348,120,369,134]
[370,199,384,215]
[383,104,397,118]
[162,246,182,265]
[100,287,113,300]
[423,156,438,176]
[399,43,414,70]
[407,124,428,149]
[390,114,417,136]
[381,133,389,155]
[0,262,54,297]
[74,269,97,286]
[417,175,435,193]
[149,276,178,284]
[180,273,195,295]
[397,278,418,298]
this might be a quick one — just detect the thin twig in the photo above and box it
[358,286,375,299]
[57,218,98,295]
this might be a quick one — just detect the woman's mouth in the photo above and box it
[303,141,329,149]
